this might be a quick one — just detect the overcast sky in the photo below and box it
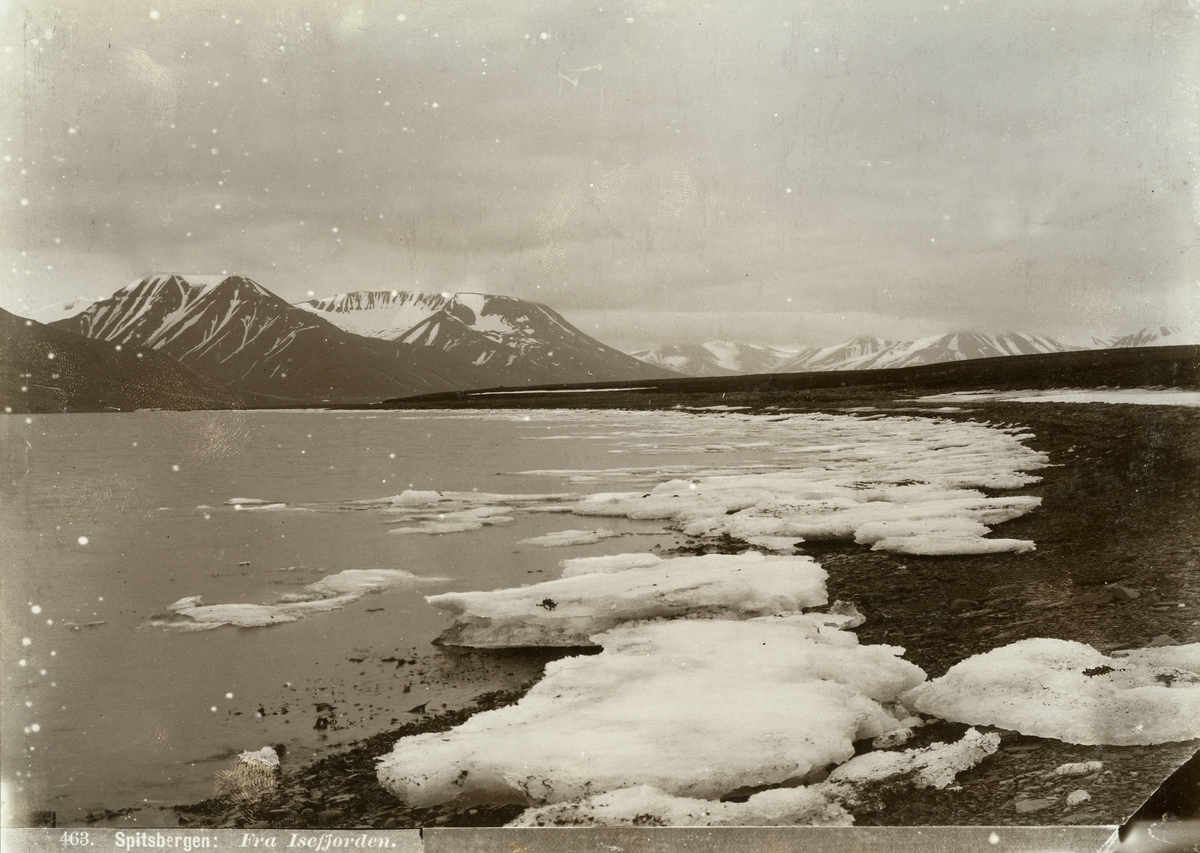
[1,0,1196,350]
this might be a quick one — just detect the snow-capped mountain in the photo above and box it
[300,289,675,386]
[295,290,452,339]
[1,307,251,412]
[776,332,1081,373]
[48,274,455,403]
[631,341,798,376]
[45,275,673,403]
[1103,326,1194,348]
[637,332,1086,376]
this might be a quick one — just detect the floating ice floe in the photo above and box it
[241,413,1049,557]
[427,552,830,647]
[150,569,446,631]
[388,506,515,535]
[519,528,620,547]
[509,728,1000,827]
[904,638,1200,745]
[225,497,291,511]
[376,614,927,808]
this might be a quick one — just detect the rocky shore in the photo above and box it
[172,394,1200,829]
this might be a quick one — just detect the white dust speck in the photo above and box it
[77,536,88,545]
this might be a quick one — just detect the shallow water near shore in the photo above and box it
[4,407,906,825]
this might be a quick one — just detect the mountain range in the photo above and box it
[2,272,1190,412]
[634,328,1191,377]
[5,274,673,411]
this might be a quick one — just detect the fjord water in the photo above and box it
[0,409,765,825]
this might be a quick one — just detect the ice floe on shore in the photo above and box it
[510,728,1001,827]
[427,552,829,647]
[904,638,1200,745]
[377,613,928,808]
[148,569,447,631]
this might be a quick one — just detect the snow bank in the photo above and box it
[427,552,829,647]
[905,638,1200,745]
[519,528,619,547]
[509,728,998,827]
[150,569,445,631]
[376,614,926,807]
[920,389,1200,408]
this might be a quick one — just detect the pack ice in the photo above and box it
[427,552,829,647]
[905,638,1200,745]
[261,413,1050,556]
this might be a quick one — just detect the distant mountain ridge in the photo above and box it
[631,341,799,377]
[634,329,1192,376]
[38,274,673,407]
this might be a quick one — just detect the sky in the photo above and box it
[1,0,1197,351]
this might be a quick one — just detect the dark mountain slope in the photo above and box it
[0,308,254,413]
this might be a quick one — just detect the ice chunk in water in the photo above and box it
[519,528,619,547]
[427,552,829,647]
[904,638,1200,745]
[153,569,445,631]
[376,614,926,807]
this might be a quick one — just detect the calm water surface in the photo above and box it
[1,408,783,825]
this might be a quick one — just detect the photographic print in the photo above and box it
[1,0,1198,847]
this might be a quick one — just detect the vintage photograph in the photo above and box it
[1,0,1197,845]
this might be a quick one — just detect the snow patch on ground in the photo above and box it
[427,552,829,647]
[919,388,1200,407]
[147,569,446,631]
[905,638,1200,745]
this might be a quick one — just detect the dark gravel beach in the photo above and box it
[161,391,1200,830]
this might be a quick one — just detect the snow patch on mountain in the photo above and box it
[633,341,797,376]
[294,290,452,339]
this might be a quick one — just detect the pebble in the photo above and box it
[316,809,344,825]
[1054,761,1103,776]
[1066,790,1092,807]
[1015,798,1056,814]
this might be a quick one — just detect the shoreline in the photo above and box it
[85,395,1200,828]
